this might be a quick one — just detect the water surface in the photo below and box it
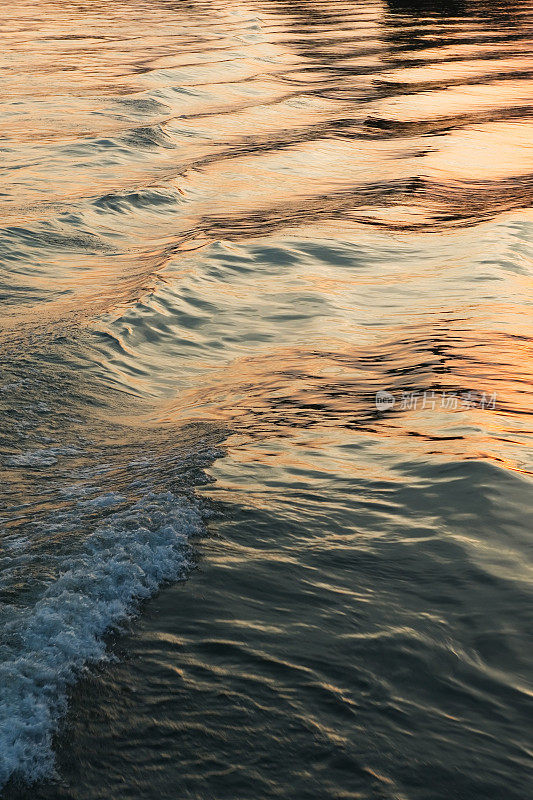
[1,1,532,797]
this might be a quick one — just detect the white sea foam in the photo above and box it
[58,484,99,499]
[4,447,81,468]
[79,492,126,509]
[0,491,203,789]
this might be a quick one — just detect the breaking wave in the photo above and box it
[0,491,203,788]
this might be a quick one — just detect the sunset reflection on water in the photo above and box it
[1,1,532,798]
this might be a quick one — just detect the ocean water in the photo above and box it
[1,0,532,797]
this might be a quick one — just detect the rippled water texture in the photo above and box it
[1,1,532,798]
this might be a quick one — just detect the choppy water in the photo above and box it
[1,0,532,797]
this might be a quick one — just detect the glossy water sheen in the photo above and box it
[1,1,532,798]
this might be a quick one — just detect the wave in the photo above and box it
[2,0,533,334]
[0,490,203,789]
